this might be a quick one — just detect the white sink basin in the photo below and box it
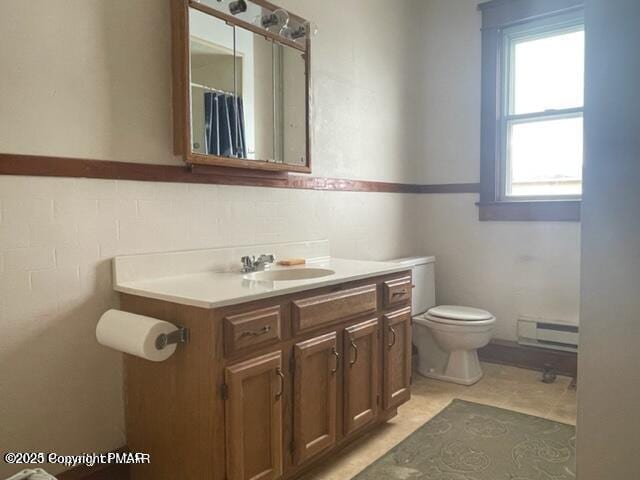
[243,268,335,282]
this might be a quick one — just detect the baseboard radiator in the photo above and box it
[517,317,579,353]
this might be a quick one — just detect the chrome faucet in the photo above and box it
[241,254,276,273]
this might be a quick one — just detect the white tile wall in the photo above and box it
[113,240,331,285]
[0,174,417,476]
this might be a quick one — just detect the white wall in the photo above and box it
[577,0,640,476]
[0,0,422,475]
[413,0,581,341]
[414,194,581,340]
[0,0,423,183]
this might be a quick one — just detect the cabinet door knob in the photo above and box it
[275,367,285,399]
[388,326,397,349]
[331,347,340,374]
[349,340,359,366]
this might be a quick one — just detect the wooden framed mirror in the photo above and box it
[171,0,311,173]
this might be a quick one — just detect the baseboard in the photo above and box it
[56,447,129,480]
[478,339,577,378]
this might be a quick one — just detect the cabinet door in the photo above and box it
[293,332,338,465]
[225,351,284,480]
[383,307,412,410]
[344,318,379,436]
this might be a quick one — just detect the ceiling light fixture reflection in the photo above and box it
[228,0,247,15]
[261,9,289,30]
[289,25,307,40]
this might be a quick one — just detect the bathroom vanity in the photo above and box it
[113,242,413,480]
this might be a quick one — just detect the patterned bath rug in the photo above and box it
[353,399,576,480]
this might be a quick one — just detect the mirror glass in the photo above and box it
[189,9,239,156]
[188,6,307,166]
[279,43,307,166]
[245,30,276,161]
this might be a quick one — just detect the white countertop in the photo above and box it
[114,257,409,309]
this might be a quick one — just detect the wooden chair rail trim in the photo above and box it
[0,153,481,194]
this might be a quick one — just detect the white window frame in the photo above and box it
[499,13,585,201]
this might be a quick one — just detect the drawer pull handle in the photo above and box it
[331,347,340,374]
[240,325,271,338]
[392,289,408,297]
[275,367,285,399]
[349,340,359,366]
[388,326,397,349]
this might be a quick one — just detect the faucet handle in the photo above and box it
[241,255,254,271]
[257,254,275,265]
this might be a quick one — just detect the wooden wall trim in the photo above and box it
[478,1,584,223]
[417,183,480,194]
[0,153,480,195]
[479,339,577,378]
[479,0,584,29]
[477,200,581,222]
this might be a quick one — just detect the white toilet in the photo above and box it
[391,256,496,386]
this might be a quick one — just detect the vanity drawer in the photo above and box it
[292,285,377,333]
[383,276,412,307]
[224,306,282,355]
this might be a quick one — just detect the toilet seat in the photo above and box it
[415,305,496,327]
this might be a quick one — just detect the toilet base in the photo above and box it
[417,368,483,386]
[416,349,484,386]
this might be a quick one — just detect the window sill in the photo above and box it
[477,200,581,222]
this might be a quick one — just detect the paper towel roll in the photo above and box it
[96,309,178,362]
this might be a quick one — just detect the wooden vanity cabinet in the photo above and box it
[383,276,412,308]
[292,332,338,465]
[121,271,412,480]
[383,307,413,409]
[343,319,379,436]
[225,351,284,480]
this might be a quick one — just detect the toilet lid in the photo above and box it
[427,305,493,322]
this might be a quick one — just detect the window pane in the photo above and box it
[507,116,583,197]
[512,29,584,114]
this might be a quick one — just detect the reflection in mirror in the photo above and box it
[189,9,239,156]
[195,0,309,47]
[187,3,308,167]
[248,31,276,161]
[190,6,278,162]
[250,37,307,165]
[280,43,307,166]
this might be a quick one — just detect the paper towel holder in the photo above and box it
[155,327,190,351]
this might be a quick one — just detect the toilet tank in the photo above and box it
[389,256,436,315]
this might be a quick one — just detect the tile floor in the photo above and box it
[302,362,577,480]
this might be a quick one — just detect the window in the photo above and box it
[478,0,585,221]
[502,17,584,199]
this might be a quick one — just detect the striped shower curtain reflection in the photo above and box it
[203,91,246,158]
